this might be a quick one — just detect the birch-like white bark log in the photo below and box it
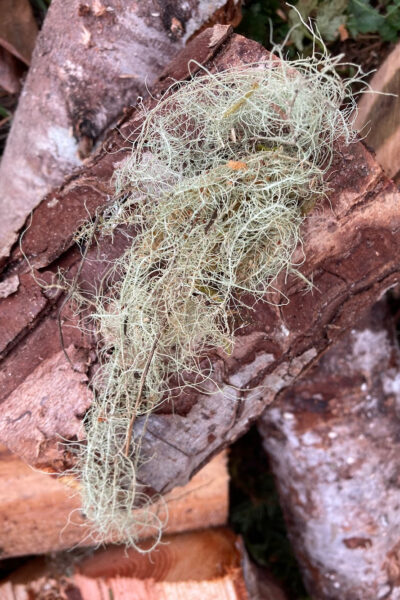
[259,301,400,600]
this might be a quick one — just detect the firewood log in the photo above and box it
[0,26,399,520]
[0,528,288,600]
[0,0,241,263]
[355,41,400,183]
[0,448,228,559]
[259,301,400,599]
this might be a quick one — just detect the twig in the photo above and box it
[0,115,11,128]
[124,204,223,457]
[204,207,218,233]
[123,328,163,457]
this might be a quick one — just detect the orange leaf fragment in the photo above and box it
[227,160,247,171]
[338,24,349,42]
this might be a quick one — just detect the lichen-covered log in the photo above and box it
[0,27,399,504]
[0,0,241,264]
[258,301,400,600]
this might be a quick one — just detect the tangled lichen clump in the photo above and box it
[73,49,361,548]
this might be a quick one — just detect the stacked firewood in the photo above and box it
[0,2,400,598]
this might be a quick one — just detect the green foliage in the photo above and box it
[238,0,400,50]
[236,0,289,46]
[30,0,50,13]
[289,0,348,50]
[0,104,10,119]
[348,0,400,41]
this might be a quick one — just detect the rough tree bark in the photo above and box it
[258,301,400,600]
[0,0,241,264]
[0,27,399,515]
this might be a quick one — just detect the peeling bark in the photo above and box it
[0,347,91,470]
[0,0,241,263]
[259,301,400,600]
[0,29,399,502]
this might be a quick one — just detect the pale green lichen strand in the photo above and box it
[70,49,362,548]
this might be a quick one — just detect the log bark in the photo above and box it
[0,0,241,264]
[0,528,288,600]
[0,447,228,558]
[0,27,399,501]
[258,301,400,599]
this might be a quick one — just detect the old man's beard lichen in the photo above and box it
[68,42,364,548]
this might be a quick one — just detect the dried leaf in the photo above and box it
[0,46,21,93]
[0,0,38,65]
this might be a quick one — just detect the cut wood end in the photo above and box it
[0,528,256,600]
[0,448,229,558]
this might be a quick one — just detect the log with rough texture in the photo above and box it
[258,301,400,600]
[0,28,400,501]
[355,41,400,183]
[0,0,241,264]
[0,447,229,559]
[0,528,287,600]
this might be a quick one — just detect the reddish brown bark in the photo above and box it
[259,301,400,599]
[0,28,399,507]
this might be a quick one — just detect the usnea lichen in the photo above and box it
[68,44,363,548]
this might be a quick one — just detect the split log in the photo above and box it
[0,447,228,559]
[355,41,400,183]
[0,529,246,600]
[0,0,241,263]
[258,301,400,599]
[0,528,288,600]
[0,27,400,508]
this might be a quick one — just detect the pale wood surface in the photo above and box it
[0,529,249,600]
[0,447,228,559]
[355,41,400,181]
[0,528,289,600]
